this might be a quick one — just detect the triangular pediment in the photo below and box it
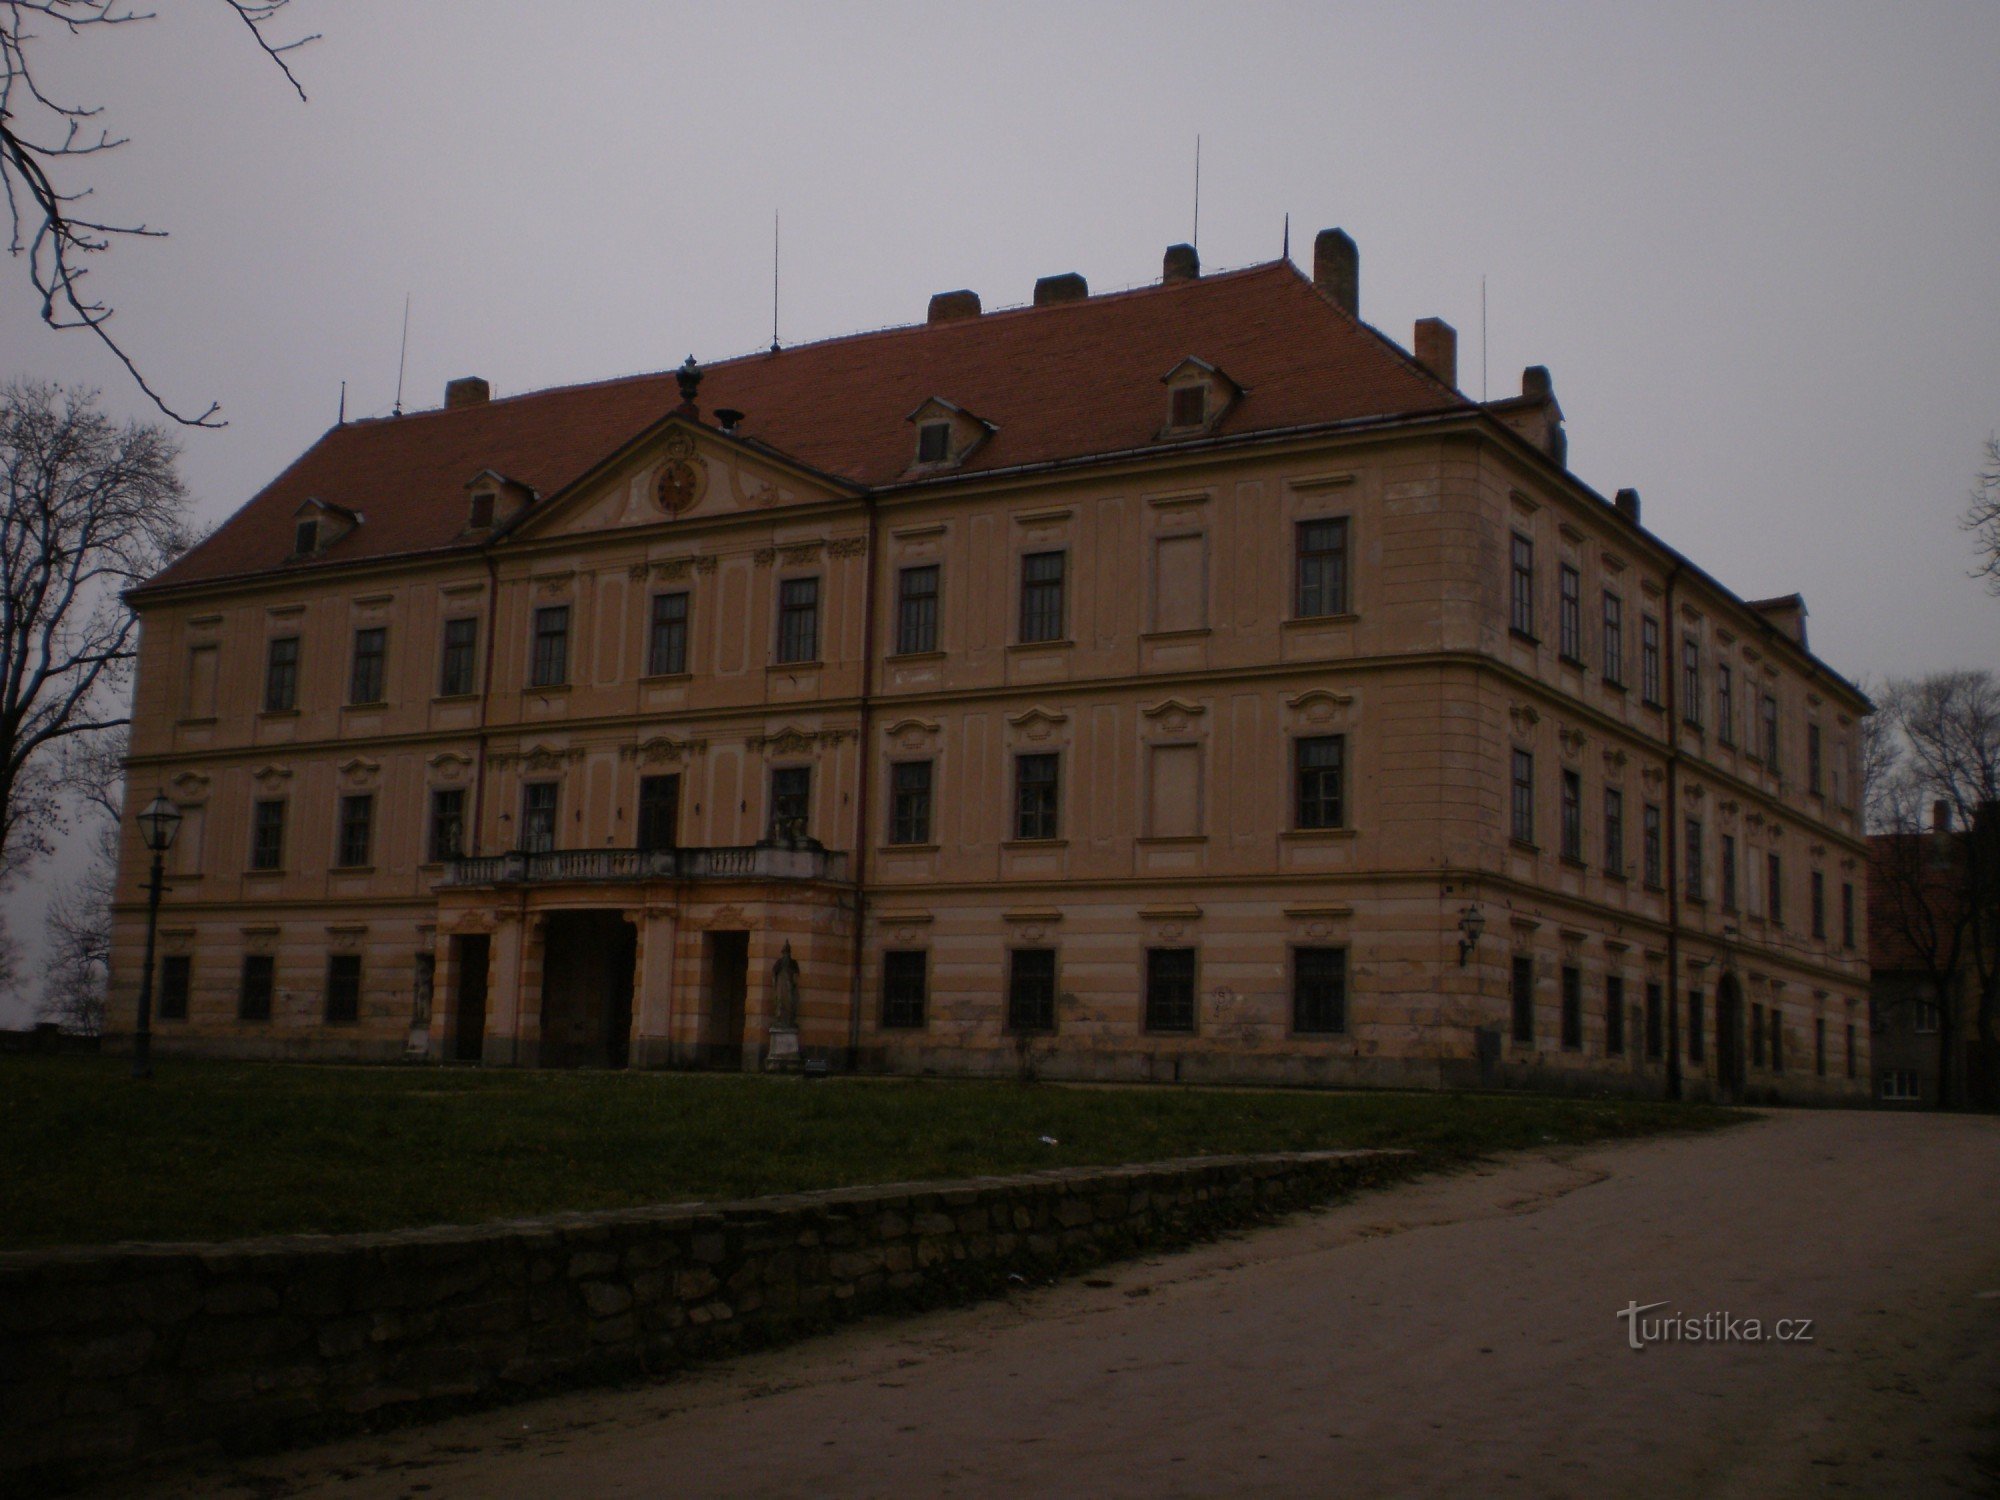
[508,414,860,543]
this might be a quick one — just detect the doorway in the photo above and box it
[451,934,489,1063]
[1715,973,1745,1101]
[539,911,637,1068]
[702,930,749,1069]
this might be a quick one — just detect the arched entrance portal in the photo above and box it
[1715,972,1746,1101]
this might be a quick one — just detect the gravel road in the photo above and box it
[120,1108,2000,1499]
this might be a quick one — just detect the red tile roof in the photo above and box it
[147,260,1467,592]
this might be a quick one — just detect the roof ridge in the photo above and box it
[358,260,1303,425]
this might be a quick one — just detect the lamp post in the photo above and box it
[131,791,184,1080]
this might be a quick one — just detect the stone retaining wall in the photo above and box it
[0,1148,1407,1493]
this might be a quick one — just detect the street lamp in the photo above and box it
[1457,904,1486,967]
[131,791,183,1080]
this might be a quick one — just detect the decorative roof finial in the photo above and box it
[676,354,703,410]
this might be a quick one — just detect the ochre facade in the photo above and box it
[110,235,1872,1099]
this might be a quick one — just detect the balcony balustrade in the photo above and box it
[442,842,849,888]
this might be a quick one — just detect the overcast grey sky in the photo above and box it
[2,1,1996,1019]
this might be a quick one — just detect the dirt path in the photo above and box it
[119,1110,2000,1498]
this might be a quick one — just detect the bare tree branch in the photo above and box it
[0,1,317,426]
[0,380,190,883]
[1966,433,2000,596]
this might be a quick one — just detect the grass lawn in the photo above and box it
[0,1056,1746,1251]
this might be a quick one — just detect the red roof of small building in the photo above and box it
[146,260,1467,592]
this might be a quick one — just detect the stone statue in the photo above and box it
[770,941,801,1032]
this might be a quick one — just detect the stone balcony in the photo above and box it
[441,842,850,888]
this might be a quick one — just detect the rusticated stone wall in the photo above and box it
[0,1148,1406,1493]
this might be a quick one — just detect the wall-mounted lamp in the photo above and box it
[1456,904,1485,967]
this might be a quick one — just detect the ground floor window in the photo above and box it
[159,955,191,1021]
[1770,1010,1784,1073]
[1815,1018,1827,1077]
[1846,1023,1857,1079]
[1560,965,1582,1050]
[1510,956,1534,1044]
[1879,1070,1920,1101]
[1294,947,1347,1035]
[1751,1003,1766,1067]
[1687,990,1705,1065]
[1146,948,1197,1034]
[1007,948,1056,1033]
[239,955,275,1021]
[1644,982,1663,1060]
[1605,975,1625,1055]
[325,954,362,1023]
[881,950,927,1030]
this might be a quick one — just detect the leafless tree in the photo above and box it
[1968,435,2000,595]
[1,0,316,426]
[0,380,192,882]
[36,725,121,1033]
[1871,672,2000,1107]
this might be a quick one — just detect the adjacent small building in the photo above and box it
[108,229,1874,1099]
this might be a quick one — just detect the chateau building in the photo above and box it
[110,229,1872,1098]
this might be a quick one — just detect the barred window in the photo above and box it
[1294,947,1347,1035]
[1842,883,1855,948]
[889,761,932,845]
[159,955,191,1022]
[325,954,362,1024]
[1511,750,1535,845]
[776,577,820,664]
[521,782,558,853]
[1558,564,1582,661]
[648,592,689,676]
[429,788,465,863]
[1771,1009,1784,1073]
[336,794,373,868]
[770,766,811,840]
[264,636,299,712]
[1007,948,1057,1033]
[251,799,285,871]
[1295,735,1345,830]
[1645,982,1664,1060]
[1146,948,1197,1033]
[1605,974,1626,1055]
[896,565,940,655]
[1560,965,1582,1050]
[530,605,570,687]
[1509,533,1536,638]
[1511,955,1534,1043]
[1640,616,1662,705]
[1752,1002,1767,1067]
[1295,518,1349,619]
[1014,754,1059,841]
[1560,770,1583,863]
[349,627,387,706]
[637,775,679,852]
[881,950,928,1030]
[1688,990,1705,1064]
[1602,592,1624,685]
[439,617,478,696]
[239,955,275,1022]
[1019,551,1066,643]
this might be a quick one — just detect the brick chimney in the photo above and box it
[444,376,490,409]
[1614,488,1642,524]
[1413,318,1457,388]
[1162,244,1200,283]
[1034,273,1089,306]
[1313,228,1358,314]
[927,290,982,324]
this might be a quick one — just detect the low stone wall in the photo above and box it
[0,1148,1406,1493]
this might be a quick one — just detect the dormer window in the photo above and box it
[903,397,994,473]
[294,518,319,556]
[459,469,537,532]
[289,497,360,560]
[1158,355,1242,438]
[469,491,496,529]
